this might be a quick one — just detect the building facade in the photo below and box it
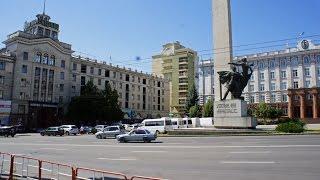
[152,42,198,117]
[198,59,214,105]
[0,13,169,128]
[198,40,320,122]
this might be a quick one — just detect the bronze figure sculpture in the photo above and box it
[218,58,253,100]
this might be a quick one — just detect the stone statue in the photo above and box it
[218,58,253,100]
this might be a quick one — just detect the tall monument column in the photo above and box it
[212,0,233,101]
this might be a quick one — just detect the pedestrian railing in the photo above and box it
[0,152,165,180]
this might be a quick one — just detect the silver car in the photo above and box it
[116,129,157,143]
[95,126,125,139]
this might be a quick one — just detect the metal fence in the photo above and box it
[0,152,164,180]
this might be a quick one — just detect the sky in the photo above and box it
[0,0,319,72]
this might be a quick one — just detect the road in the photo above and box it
[1,134,320,180]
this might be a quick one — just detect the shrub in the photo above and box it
[276,119,305,133]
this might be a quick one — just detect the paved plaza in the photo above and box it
[1,134,320,180]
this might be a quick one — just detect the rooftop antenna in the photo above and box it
[43,0,46,15]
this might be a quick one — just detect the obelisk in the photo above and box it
[212,0,233,101]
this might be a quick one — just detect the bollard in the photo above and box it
[9,155,14,180]
[38,160,42,179]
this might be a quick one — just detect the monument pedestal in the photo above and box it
[214,99,257,129]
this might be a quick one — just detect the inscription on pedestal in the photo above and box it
[214,99,247,118]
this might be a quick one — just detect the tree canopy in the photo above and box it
[252,102,283,124]
[203,99,213,117]
[66,81,123,125]
[186,83,199,112]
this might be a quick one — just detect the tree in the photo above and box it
[252,102,283,124]
[203,99,213,117]
[186,83,199,112]
[189,105,202,118]
[66,81,123,125]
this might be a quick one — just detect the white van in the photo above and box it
[141,117,173,134]
[171,118,181,129]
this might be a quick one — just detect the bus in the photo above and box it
[141,117,173,134]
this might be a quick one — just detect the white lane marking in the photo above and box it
[97,157,137,161]
[220,161,276,164]
[229,151,271,154]
[131,151,167,153]
[1,143,320,149]
[39,148,67,151]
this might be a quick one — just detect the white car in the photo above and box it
[95,125,108,132]
[60,125,79,135]
[95,126,125,139]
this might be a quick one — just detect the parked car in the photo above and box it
[125,123,141,131]
[60,125,79,135]
[80,126,93,134]
[94,125,108,132]
[14,125,26,133]
[116,129,157,143]
[140,117,173,134]
[0,126,16,137]
[40,127,64,136]
[95,126,125,139]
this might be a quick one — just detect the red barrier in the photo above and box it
[0,152,14,179]
[41,159,74,180]
[75,167,128,180]
[11,154,41,179]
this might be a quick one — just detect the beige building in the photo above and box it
[0,12,169,128]
[152,42,198,116]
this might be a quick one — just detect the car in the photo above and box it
[116,129,157,143]
[95,126,125,139]
[40,127,64,136]
[60,125,79,135]
[94,125,108,132]
[80,126,93,134]
[125,123,141,131]
[0,126,16,137]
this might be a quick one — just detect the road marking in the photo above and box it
[131,151,167,153]
[220,161,276,164]
[1,143,320,149]
[229,151,271,154]
[39,148,67,151]
[97,157,137,161]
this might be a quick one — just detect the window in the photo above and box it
[317,55,320,64]
[270,72,275,79]
[49,55,55,66]
[19,92,26,100]
[280,59,286,67]
[280,82,287,90]
[35,52,41,63]
[21,78,26,87]
[52,31,58,39]
[305,80,311,88]
[60,72,65,80]
[23,52,28,60]
[293,81,299,89]
[259,73,264,80]
[143,79,146,84]
[249,85,254,92]
[282,94,288,102]
[18,105,25,114]
[260,94,265,102]
[61,60,65,68]
[259,84,265,91]
[90,67,94,74]
[281,71,286,78]
[73,63,77,71]
[250,74,254,81]
[0,61,5,70]
[0,90,3,99]
[292,70,298,77]
[318,68,320,76]
[270,83,276,91]
[250,96,255,103]
[59,96,63,103]
[303,56,310,64]
[81,76,86,86]
[259,62,264,69]
[113,72,117,79]
[305,68,310,76]
[105,70,110,77]
[22,65,27,73]
[60,84,64,92]
[45,29,50,37]
[81,64,87,73]
[0,76,4,84]
[98,79,101,85]
[42,54,48,64]
[126,74,130,81]
[271,94,276,103]
[269,60,275,68]
[98,69,101,75]
[292,57,299,66]
[71,85,76,92]
[132,76,135,82]
[72,74,76,82]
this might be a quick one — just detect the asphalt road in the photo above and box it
[1,134,320,180]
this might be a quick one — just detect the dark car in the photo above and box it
[40,127,64,136]
[0,126,16,137]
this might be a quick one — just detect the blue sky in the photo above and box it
[0,0,319,72]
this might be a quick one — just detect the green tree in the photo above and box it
[66,81,123,125]
[189,105,201,118]
[252,102,283,124]
[186,83,199,112]
[203,99,213,117]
